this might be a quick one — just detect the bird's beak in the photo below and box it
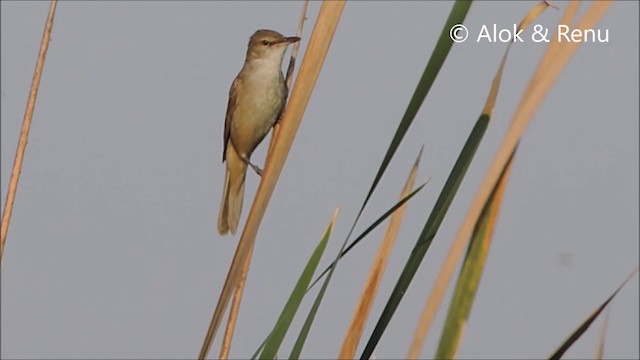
[282,36,301,44]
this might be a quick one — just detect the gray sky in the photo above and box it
[1,1,638,359]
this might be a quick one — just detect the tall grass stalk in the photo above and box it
[0,0,58,263]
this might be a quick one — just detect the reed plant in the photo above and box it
[2,1,636,359]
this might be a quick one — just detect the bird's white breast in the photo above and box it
[230,59,286,156]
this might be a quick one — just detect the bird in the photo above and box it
[217,29,300,235]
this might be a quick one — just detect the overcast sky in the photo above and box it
[1,1,638,359]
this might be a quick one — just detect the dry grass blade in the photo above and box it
[198,2,345,358]
[0,0,58,264]
[594,307,611,360]
[518,1,556,32]
[338,146,424,359]
[218,243,255,360]
[481,0,555,116]
[218,3,311,358]
[407,0,611,347]
[531,1,579,91]
[268,0,309,159]
[286,0,308,91]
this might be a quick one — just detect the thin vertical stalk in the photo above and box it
[1,0,58,264]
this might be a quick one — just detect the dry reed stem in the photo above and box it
[408,0,611,350]
[531,1,579,93]
[338,147,424,359]
[218,3,310,358]
[1,0,58,264]
[218,242,254,360]
[198,2,345,358]
[268,0,309,159]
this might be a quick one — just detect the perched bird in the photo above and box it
[217,29,300,235]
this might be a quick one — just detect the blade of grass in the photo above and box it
[548,266,639,360]
[308,180,428,291]
[401,3,614,359]
[1,0,58,263]
[307,1,471,296]
[339,0,472,257]
[432,147,516,359]
[249,177,426,358]
[411,3,554,357]
[197,3,345,358]
[251,335,269,360]
[338,147,424,359]
[361,110,490,360]
[288,250,334,359]
[259,209,338,360]
[289,146,424,358]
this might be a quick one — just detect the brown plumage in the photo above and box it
[218,30,300,235]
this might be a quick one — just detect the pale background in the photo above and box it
[1,1,638,359]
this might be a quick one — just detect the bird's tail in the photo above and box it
[218,146,246,235]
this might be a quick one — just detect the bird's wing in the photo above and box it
[275,79,289,124]
[223,77,240,162]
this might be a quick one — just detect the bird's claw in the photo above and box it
[249,163,263,177]
[241,155,263,177]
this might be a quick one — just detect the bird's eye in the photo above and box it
[261,40,270,46]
